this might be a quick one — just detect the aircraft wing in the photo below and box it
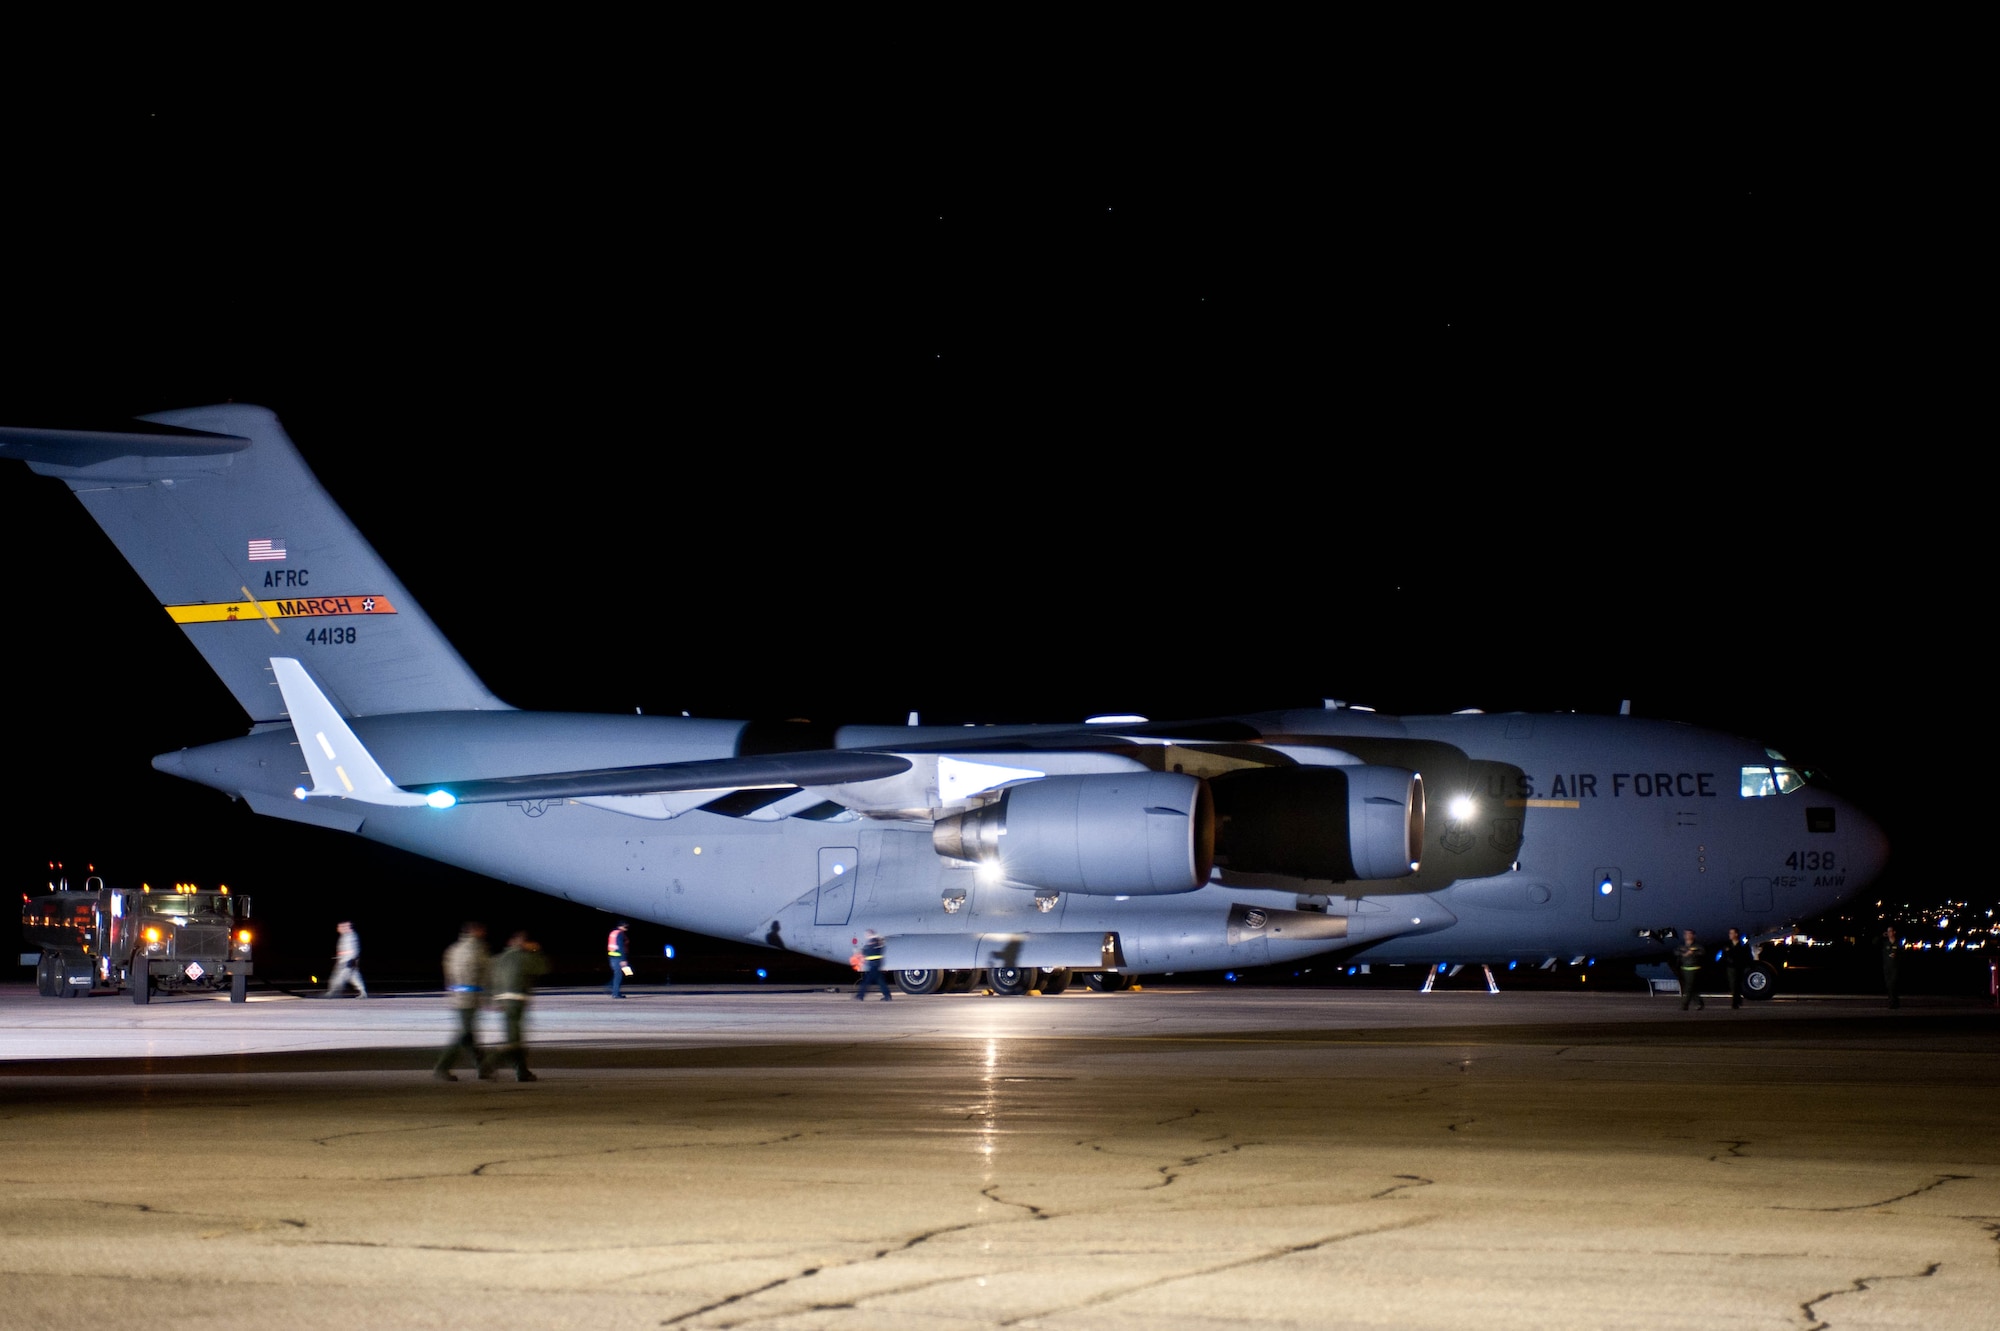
[417,750,914,806]
[268,654,909,812]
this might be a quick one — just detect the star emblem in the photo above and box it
[361,597,375,612]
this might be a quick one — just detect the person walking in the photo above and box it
[481,932,550,1082]
[855,928,891,1001]
[1721,928,1753,1009]
[607,922,631,998]
[1675,929,1705,1011]
[326,921,368,998]
[433,923,491,1081]
[1882,926,1901,1009]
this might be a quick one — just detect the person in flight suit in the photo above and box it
[481,932,550,1082]
[1721,928,1753,1009]
[607,921,631,998]
[433,923,491,1081]
[1676,929,1706,1011]
[326,920,368,998]
[855,928,891,1001]
[1882,926,1901,1009]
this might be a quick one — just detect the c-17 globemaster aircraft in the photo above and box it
[3,405,1890,996]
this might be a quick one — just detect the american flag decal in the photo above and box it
[248,538,286,562]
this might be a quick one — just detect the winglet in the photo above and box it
[270,657,438,808]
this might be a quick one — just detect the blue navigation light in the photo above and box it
[426,790,457,809]
[293,787,308,801]
[1224,971,1238,982]
[1598,878,1615,896]
[755,968,768,979]
[663,945,676,959]
[1507,959,1518,970]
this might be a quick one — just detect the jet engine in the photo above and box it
[931,771,1213,895]
[1209,765,1423,881]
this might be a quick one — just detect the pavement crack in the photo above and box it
[999,1215,1432,1325]
[1145,1136,1248,1190]
[660,1268,819,1326]
[1445,1117,1475,1134]
[710,1274,974,1329]
[1710,1139,1749,1162]
[1799,1261,1941,1329]
[84,1199,306,1230]
[310,1122,452,1147]
[879,1222,984,1256]
[1771,1174,1972,1213]
[1370,1174,1432,1200]
[981,1184,1050,1219]
[463,1131,806,1178]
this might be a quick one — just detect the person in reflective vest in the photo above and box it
[1675,929,1705,1012]
[607,922,631,998]
[855,928,891,1001]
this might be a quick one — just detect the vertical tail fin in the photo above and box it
[5,403,506,721]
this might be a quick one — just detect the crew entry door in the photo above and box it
[814,847,858,926]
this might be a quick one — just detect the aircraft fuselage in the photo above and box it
[158,706,1887,975]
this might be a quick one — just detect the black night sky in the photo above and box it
[0,109,1945,982]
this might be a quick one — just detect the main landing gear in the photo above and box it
[890,968,1130,996]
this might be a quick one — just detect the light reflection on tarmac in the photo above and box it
[2,984,1996,1330]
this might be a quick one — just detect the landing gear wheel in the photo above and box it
[1083,971,1130,993]
[942,970,975,993]
[895,969,945,996]
[988,967,1032,996]
[1037,968,1072,994]
[1741,961,1776,1001]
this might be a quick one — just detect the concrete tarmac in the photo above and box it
[1,983,1995,1330]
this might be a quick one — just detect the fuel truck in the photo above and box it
[23,875,253,1003]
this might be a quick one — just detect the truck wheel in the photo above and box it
[131,964,151,1005]
[37,953,60,998]
[230,971,248,1003]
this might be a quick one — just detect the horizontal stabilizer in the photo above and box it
[271,657,432,808]
[0,419,250,471]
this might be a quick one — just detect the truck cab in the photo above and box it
[23,876,254,1003]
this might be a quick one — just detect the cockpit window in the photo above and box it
[1741,765,1808,797]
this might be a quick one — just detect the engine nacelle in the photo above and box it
[932,771,1214,895]
[1209,764,1423,881]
